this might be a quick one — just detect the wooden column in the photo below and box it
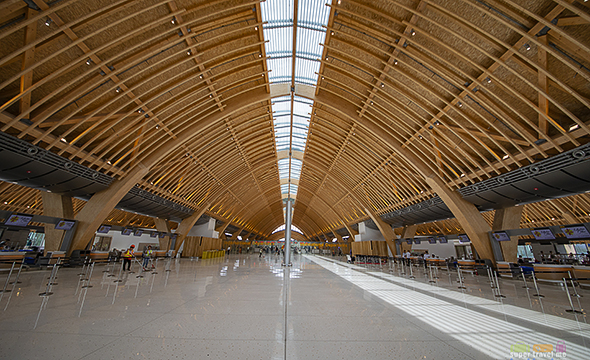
[492,207,524,263]
[41,191,73,254]
[70,165,149,254]
[154,217,171,251]
[424,177,496,263]
[401,224,418,252]
[216,221,231,240]
[174,203,211,252]
[344,223,358,241]
[365,209,397,256]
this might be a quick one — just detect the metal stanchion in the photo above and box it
[0,262,16,297]
[428,263,436,283]
[457,265,466,289]
[563,277,584,314]
[531,272,544,298]
[493,268,506,298]
[39,263,59,297]
[113,259,125,283]
[408,260,415,279]
[78,263,94,316]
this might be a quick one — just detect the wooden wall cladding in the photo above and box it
[351,241,388,257]
[182,236,223,257]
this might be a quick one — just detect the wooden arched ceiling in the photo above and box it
[1,0,589,239]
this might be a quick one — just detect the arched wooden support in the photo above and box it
[344,223,358,240]
[401,224,418,252]
[491,206,523,263]
[41,191,73,254]
[67,88,271,253]
[154,217,171,251]
[174,202,211,253]
[69,165,149,254]
[366,208,398,256]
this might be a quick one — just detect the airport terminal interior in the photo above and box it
[1,0,590,359]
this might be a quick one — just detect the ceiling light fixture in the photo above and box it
[187,49,192,56]
[115,87,121,93]
[85,58,92,65]
[171,17,176,24]
[502,154,509,160]
[393,59,398,65]
[569,124,580,132]
[410,29,416,36]
[45,17,52,26]
[485,77,491,84]
[524,43,531,51]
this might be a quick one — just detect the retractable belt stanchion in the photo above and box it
[428,263,436,283]
[457,265,466,289]
[493,268,506,298]
[78,262,94,316]
[531,271,544,298]
[0,261,16,299]
[408,259,415,279]
[563,276,587,314]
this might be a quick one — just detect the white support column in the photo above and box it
[283,199,293,266]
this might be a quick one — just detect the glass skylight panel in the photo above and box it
[281,184,290,194]
[278,158,290,179]
[290,159,303,179]
[289,183,299,195]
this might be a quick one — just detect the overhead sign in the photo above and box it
[428,237,436,244]
[457,234,469,243]
[121,228,132,236]
[5,214,33,227]
[55,220,75,231]
[405,239,412,244]
[492,231,511,242]
[531,228,555,240]
[97,225,111,234]
[561,225,590,239]
[413,238,421,244]
[438,235,449,243]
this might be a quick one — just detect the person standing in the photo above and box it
[122,244,135,271]
[142,245,153,270]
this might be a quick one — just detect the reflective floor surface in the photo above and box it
[0,254,589,359]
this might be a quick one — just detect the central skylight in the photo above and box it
[261,0,331,202]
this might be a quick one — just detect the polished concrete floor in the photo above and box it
[0,253,589,359]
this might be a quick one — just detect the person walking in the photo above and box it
[122,244,135,271]
[142,245,153,270]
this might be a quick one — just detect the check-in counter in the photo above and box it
[532,264,573,283]
[496,261,522,278]
[89,251,109,262]
[0,252,26,269]
[426,258,446,268]
[572,266,590,288]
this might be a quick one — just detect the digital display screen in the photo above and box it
[457,234,469,243]
[55,220,75,230]
[171,234,178,240]
[121,228,132,236]
[561,225,590,239]
[158,232,166,238]
[150,232,157,238]
[428,237,436,244]
[97,225,111,234]
[405,239,412,245]
[414,238,421,244]
[492,231,511,241]
[5,214,33,227]
[531,228,555,240]
[133,229,143,237]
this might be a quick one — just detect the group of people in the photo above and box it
[108,245,154,271]
[401,250,438,267]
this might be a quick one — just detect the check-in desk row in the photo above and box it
[496,261,590,287]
